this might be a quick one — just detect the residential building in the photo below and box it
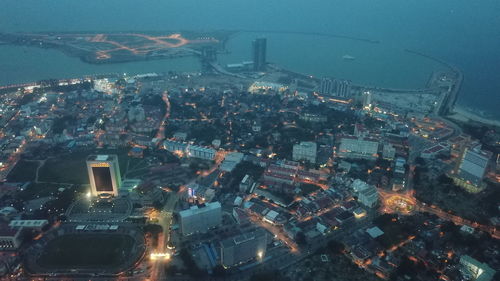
[338,136,379,159]
[455,144,492,192]
[179,202,222,235]
[358,186,379,208]
[293,141,317,164]
[220,228,267,267]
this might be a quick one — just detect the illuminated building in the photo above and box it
[454,144,491,192]
[362,91,372,110]
[179,202,221,235]
[163,140,216,160]
[351,179,378,208]
[459,255,496,281]
[293,141,317,164]
[220,228,267,267]
[252,38,267,71]
[86,155,121,197]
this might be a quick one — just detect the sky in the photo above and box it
[1,0,499,115]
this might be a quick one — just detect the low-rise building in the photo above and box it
[0,223,22,250]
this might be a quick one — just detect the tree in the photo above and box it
[327,240,345,255]
[212,265,226,277]
[144,224,163,239]
[250,270,286,281]
[296,231,307,246]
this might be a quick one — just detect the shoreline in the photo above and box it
[448,105,500,128]
[0,31,498,126]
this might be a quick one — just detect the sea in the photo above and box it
[0,0,499,119]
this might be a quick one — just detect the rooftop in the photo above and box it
[179,201,221,218]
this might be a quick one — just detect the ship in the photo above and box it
[342,54,356,60]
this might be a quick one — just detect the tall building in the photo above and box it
[252,38,267,71]
[336,80,351,98]
[358,187,379,208]
[362,91,372,109]
[456,145,491,190]
[293,141,317,164]
[179,202,222,235]
[86,155,121,197]
[319,78,351,98]
[459,255,496,281]
[220,228,267,267]
[351,179,379,208]
[320,78,335,95]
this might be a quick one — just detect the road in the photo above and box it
[149,191,179,281]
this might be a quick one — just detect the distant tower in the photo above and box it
[362,91,373,109]
[252,38,267,71]
[87,155,121,197]
[320,78,335,95]
[201,46,217,73]
[335,80,351,98]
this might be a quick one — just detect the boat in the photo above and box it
[342,54,356,60]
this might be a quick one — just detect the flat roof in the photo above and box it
[366,226,384,238]
[179,201,221,218]
[220,228,266,248]
[9,219,48,228]
[87,154,117,161]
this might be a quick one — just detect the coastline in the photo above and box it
[448,105,500,128]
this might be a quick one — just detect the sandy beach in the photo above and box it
[449,105,500,127]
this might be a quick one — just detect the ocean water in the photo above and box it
[0,0,499,118]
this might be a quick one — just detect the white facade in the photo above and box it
[351,179,378,208]
[338,137,379,159]
[293,141,317,164]
[179,202,222,235]
[358,186,379,208]
[458,147,490,186]
[163,140,216,160]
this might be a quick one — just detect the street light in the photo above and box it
[257,251,264,260]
